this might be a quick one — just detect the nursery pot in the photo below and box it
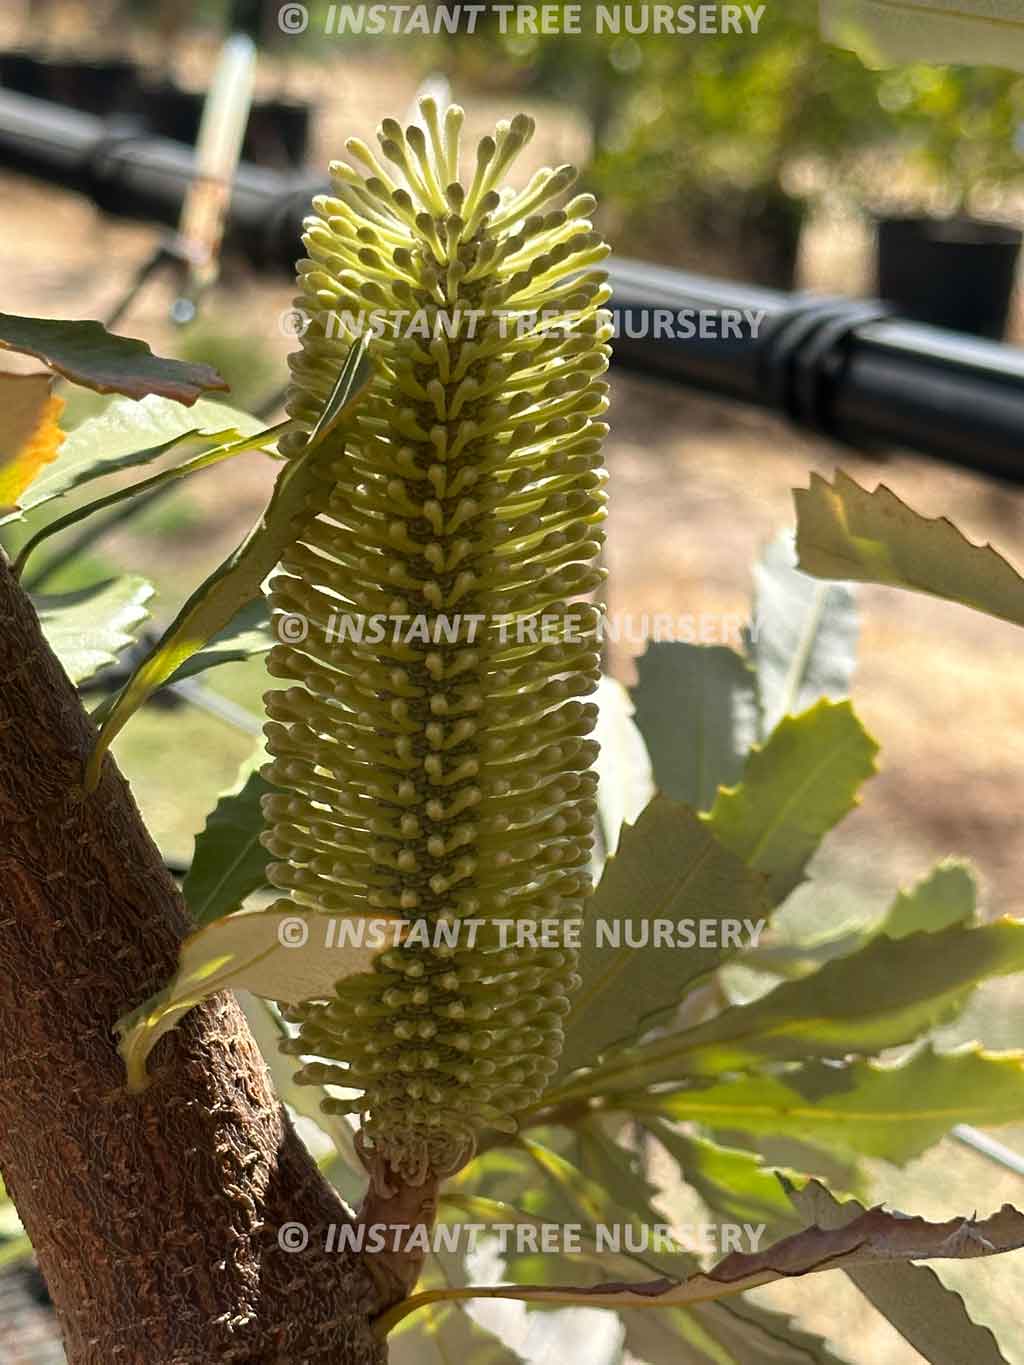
[140,79,312,170]
[0,50,47,99]
[691,183,806,291]
[876,215,1022,340]
[243,99,312,170]
[44,58,142,116]
[142,80,204,146]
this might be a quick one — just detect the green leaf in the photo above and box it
[631,642,758,811]
[1,393,268,524]
[439,1191,676,1286]
[557,796,769,1077]
[619,1307,728,1365]
[0,1235,33,1269]
[794,470,1024,628]
[822,0,1024,74]
[876,860,977,940]
[625,1294,852,1365]
[0,313,228,401]
[749,529,859,736]
[689,1298,855,1365]
[514,1138,678,1255]
[84,335,373,791]
[629,1046,1024,1165]
[512,1137,697,1280]
[575,1117,662,1217]
[183,754,273,927]
[164,598,273,687]
[646,1124,801,1231]
[0,1185,27,1268]
[390,1301,525,1365]
[12,421,283,580]
[591,918,1024,1088]
[593,675,654,856]
[114,907,402,1092]
[35,576,154,684]
[706,699,878,904]
[787,1178,1010,1365]
[449,1145,572,1221]
[738,928,872,982]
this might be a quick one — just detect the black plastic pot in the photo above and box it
[244,98,311,170]
[141,80,310,169]
[47,58,142,116]
[1,52,142,115]
[142,79,204,146]
[0,51,47,99]
[876,215,1022,340]
[691,184,806,291]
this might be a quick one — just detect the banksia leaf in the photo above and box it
[262,101,612,1183]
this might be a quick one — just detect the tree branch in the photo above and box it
[0,554,386,1364]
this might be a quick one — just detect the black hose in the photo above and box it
[2,88,1023,480]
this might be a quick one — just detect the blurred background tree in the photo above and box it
[418,0,1023,289]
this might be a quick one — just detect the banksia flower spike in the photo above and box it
[262,101,612,1185]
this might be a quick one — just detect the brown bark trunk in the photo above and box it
[0,554,388,1364]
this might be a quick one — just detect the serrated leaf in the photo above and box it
[557,796,769,1077]
[114,908,404,1093]
[184,756,273,927]
[378,1181,1024,1333]
[877,860,977,940]
[0,393,267,526]
[822,0,1024,73]
[0,313,228,401]
[35,576,154,684]
[646,1124,800,1231]
[0,371,65,512]
[749,529,859,737]
[788,1178,1010,1364]
[631,642,759,811]
[794,470,1024,628]
[629,1047,1024,1166]
[585,918,1024,1089]
[706,699,878,905]
[84,336,373,791]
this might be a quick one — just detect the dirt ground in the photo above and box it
[2,26,1024,1365]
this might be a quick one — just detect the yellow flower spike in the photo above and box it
[264,103,611,1185]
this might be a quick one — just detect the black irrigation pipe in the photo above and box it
[2,88,1024,482]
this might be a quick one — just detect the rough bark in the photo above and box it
[0,554,388,1364]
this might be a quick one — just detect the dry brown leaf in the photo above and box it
[377,1183,1024,1334]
